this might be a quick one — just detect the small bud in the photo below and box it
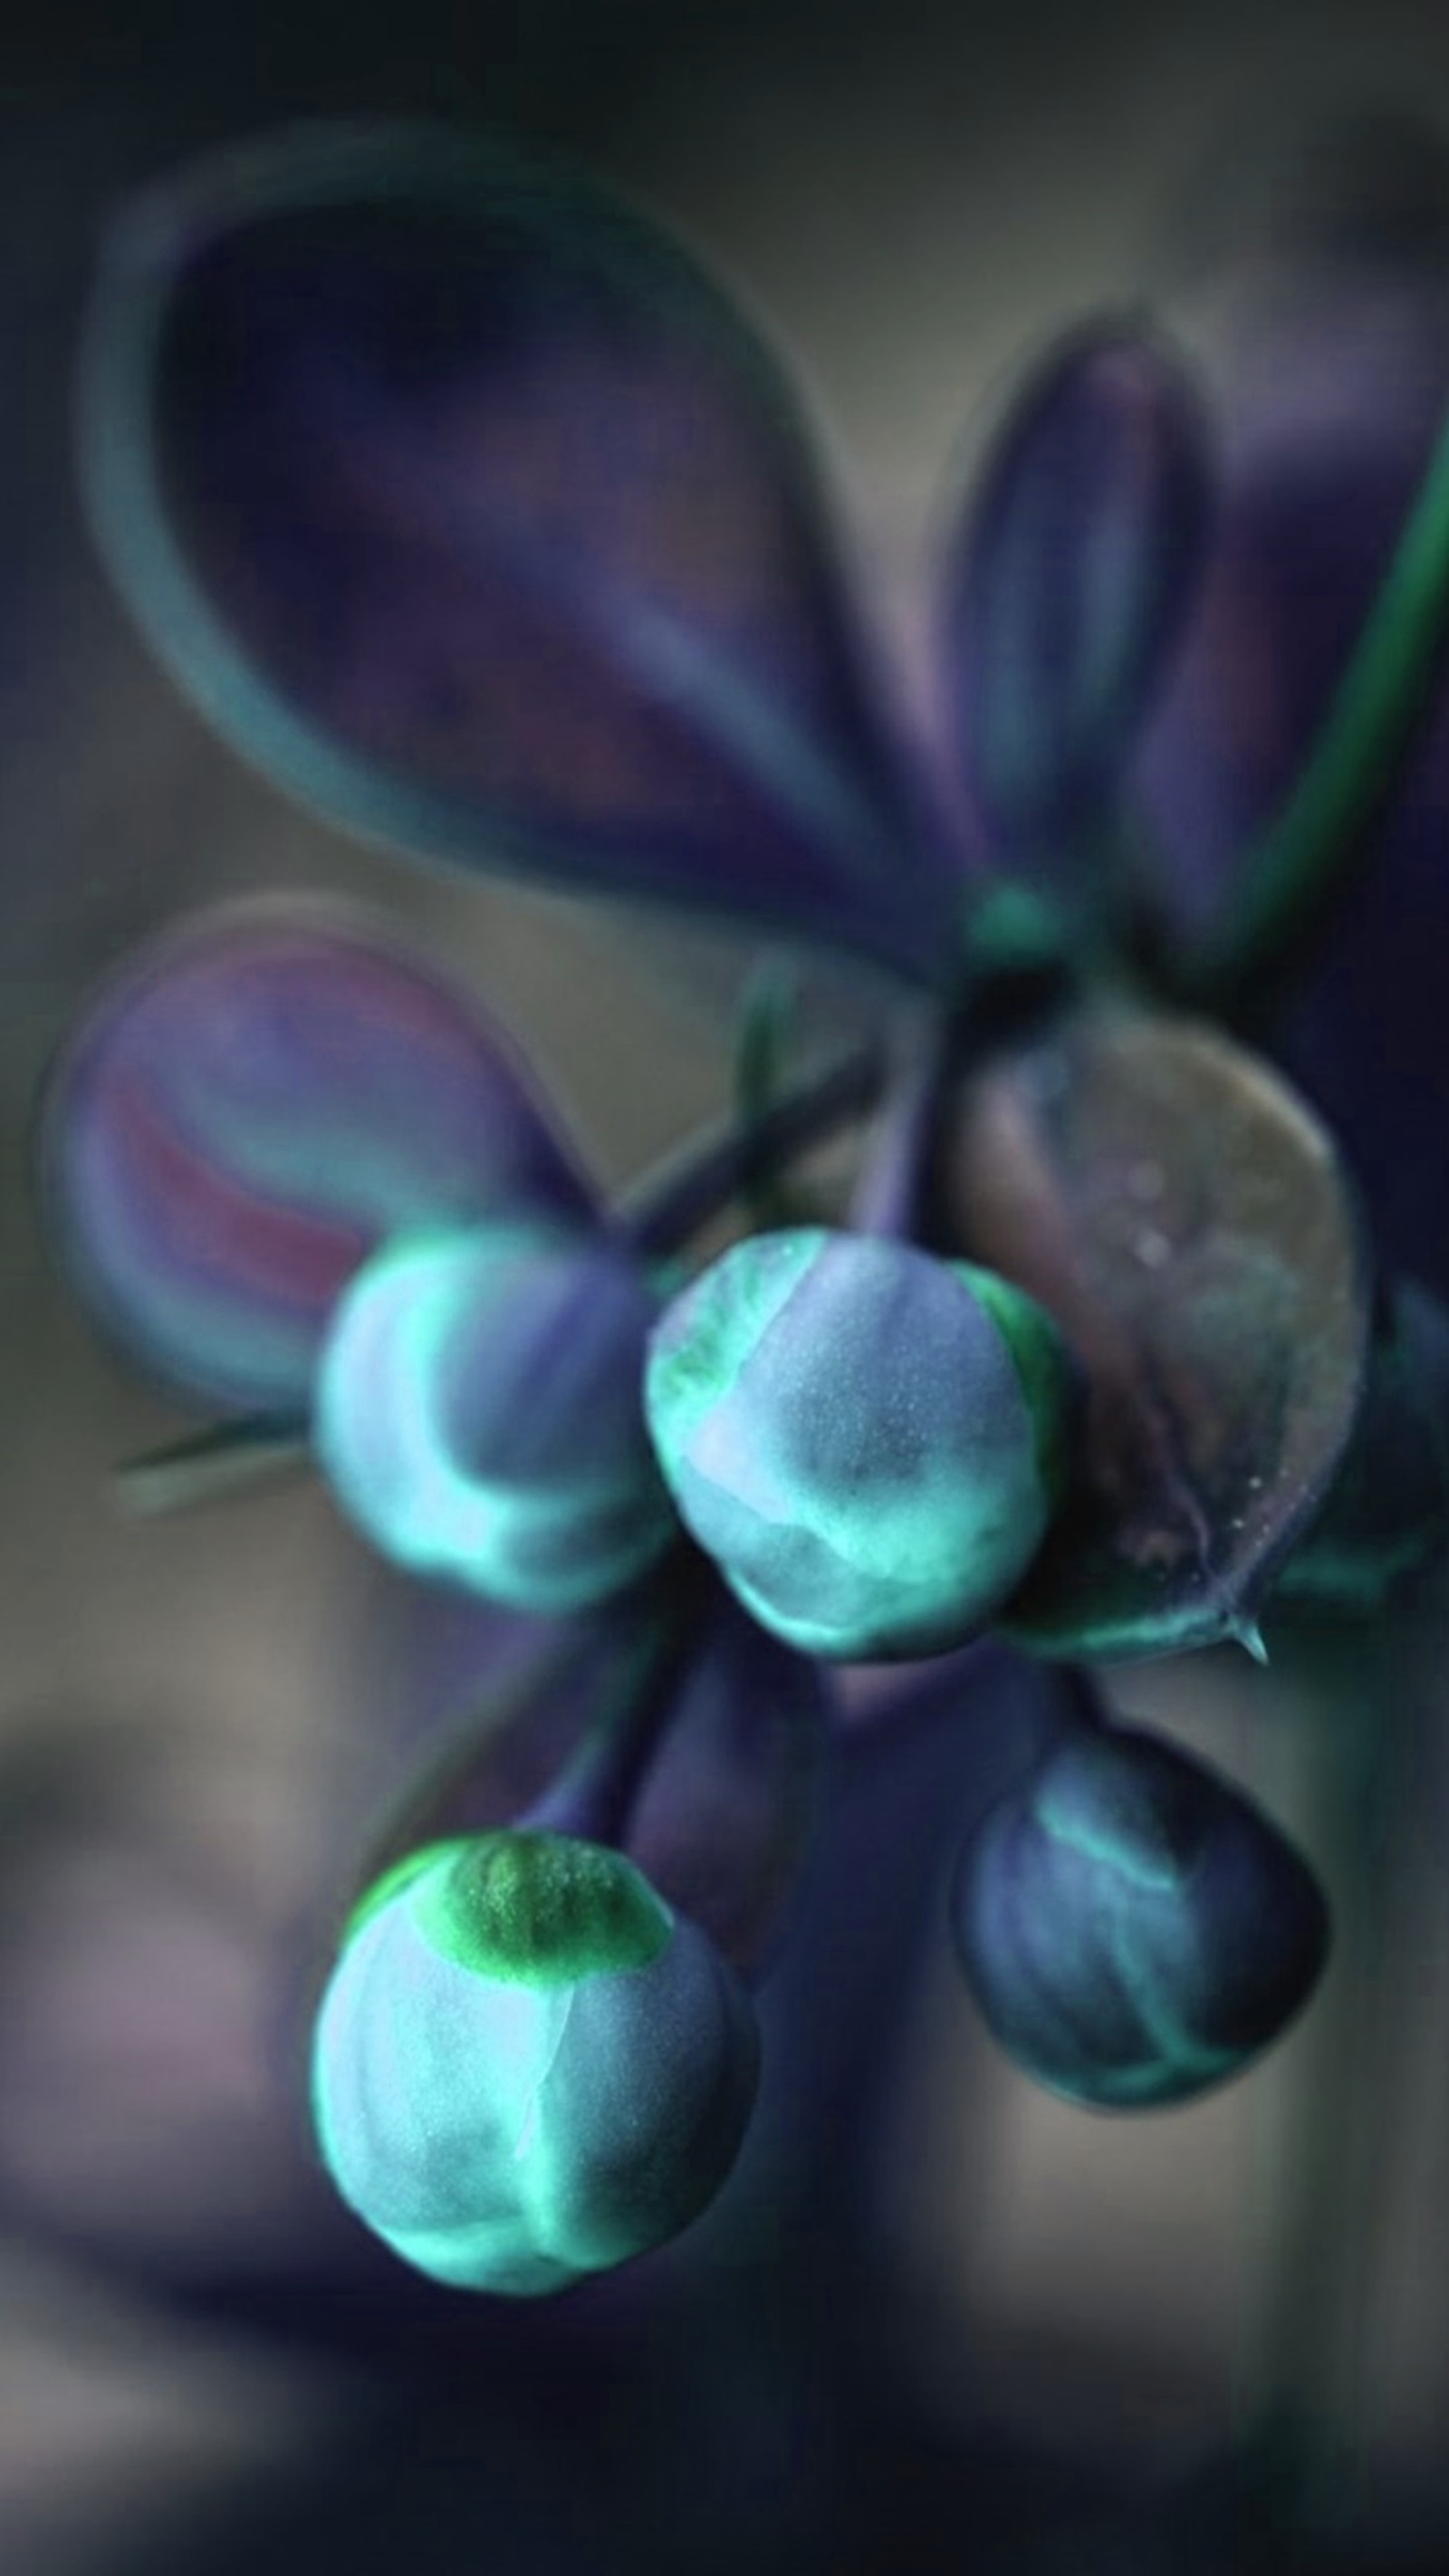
[312,1831,759,2294]
[644,1227,1071,1659]
[315,1222,676,1612]
[951,1724,1330,2108]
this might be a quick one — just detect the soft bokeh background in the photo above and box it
[8,2,1449,2568]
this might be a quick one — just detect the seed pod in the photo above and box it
[315,1222,676,1612]
[951,1722,1330,2108]
[645,1227,1072,1660]
[312,1831,759,2293]
[38,903,592,1414]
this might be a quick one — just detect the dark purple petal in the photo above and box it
[943,321,1211,884]
[79,122,963,985]
[38,899,595,1414]
[930,1004,1371,1659]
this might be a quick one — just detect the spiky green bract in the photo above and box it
[314,1220,676,1611]
[312,1831,759,2294]
[951,1725,1330,2109]
[643,1226,1071,1660]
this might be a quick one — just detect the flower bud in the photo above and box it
[644,1227,1071,1659]
[951,1724,1330,2108]
[315,1222,676,1612]
[311,1831,759,2293]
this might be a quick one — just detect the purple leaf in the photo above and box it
[39,899,595,1414]
[80,122,963,985]
[943,320,1211,882]
[931,1004,1371,1658]
[1134,117,1449,1292]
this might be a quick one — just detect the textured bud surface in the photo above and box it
[315,1221,675,1609]
[645,1227,1070,1658]
[952,1725,1330,2108]
[312,1831,759,2293]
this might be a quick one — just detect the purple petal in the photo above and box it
[39,899,595,1414]
[943,320,1211,882]
[80,122,963,985]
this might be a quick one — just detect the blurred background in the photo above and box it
[8,1,1449,2569]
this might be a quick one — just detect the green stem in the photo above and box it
[521,1544,715,1846]
[620,1034,889,1257]
[1180,399,1449,1025]
[348,1544,711,1896]
[730,956,827,1233]
[1237,1611,1422,2536]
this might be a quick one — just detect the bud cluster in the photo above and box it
[33,112,1449,2299]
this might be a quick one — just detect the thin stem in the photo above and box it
[1235,1613,1419,2536]
[850,1012,958,1241]
[730,956,826,1233]
[113,1412,312,1514]
[520,1545,714,1846]
[346,1548,713,1905]
[1054,1661,1114,1738]
[619,1034,889,1258]
[1179,397,1449,1025]
[349,1620,595,1897]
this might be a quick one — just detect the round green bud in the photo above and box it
[644,1226,1070,1659]
[312,1831,759,2295]
[314,1222,676,1612]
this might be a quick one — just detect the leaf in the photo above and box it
[79,121,962,986]
[931,1004,1372,1658]
[942,319,1211,888]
